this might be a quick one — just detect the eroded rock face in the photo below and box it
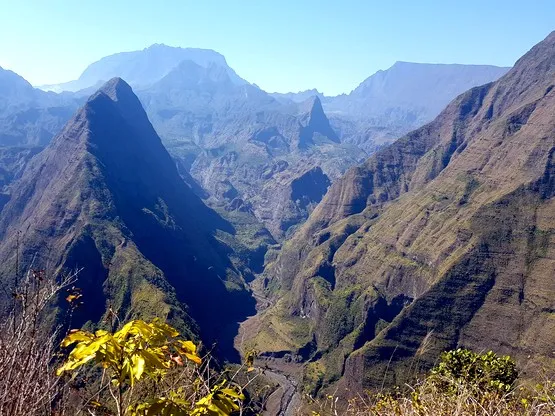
[252,31,555,394]
[252,166,331,240]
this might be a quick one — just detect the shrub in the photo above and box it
[429,348,518,394]
[56,318,244,415]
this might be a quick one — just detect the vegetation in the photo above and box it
[0,267,553,416]
[309,349,555,416]
[56,319,243,415]
[0,268,267,416]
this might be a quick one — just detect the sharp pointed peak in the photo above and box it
[95,77,134,101]
[299,94,324,114]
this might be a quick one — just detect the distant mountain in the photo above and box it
[0,66,79,146]
[270,63,509,153]
[138,61,363,240]
[38,44,248,93]
[0,78,256,353]
[326,62,510,125]
[247,32,555,394]
[270,89,325,103]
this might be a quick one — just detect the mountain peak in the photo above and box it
[299,94,323,115]
[95,77,133,101]
[298,95,339,146]
[87,77,156,135]
[511,30,555,73]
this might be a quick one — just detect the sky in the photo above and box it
[0,0,554,96]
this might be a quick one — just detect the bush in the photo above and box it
[429,348,518,394]
[0,268,77,415]
[0,266,252,415]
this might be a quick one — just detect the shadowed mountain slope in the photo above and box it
[0,78,255,354]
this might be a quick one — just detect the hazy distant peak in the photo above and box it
[299,95,323,114]
[298,94,339,144]
[38,44,247,93]
[270,88,325,104]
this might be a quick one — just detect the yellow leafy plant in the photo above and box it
[57,318,244,415]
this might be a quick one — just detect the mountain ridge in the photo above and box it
[0,78,255,355]
[39,44,248,93]
[243,30,555,395]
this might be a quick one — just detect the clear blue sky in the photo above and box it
[0,0,553,95]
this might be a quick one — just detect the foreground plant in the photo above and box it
[309,349,555,416]
[57,318,244,415]
[0,267,77,415]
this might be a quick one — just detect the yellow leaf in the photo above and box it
[60,330,93,347]
[179,340,197,354]
[185,352,202,365]
[132,355,146,380]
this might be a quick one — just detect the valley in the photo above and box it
[0,13,554,415]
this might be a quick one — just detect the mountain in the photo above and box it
[244,31,555,395]
[0,78,256,353]
[10,48,510,245]
[39,44,247,93]
[139,61,363,240]
[0,66,78,146]
[322,63,509,153]
[327,62,510,122]
[270,89,325,103]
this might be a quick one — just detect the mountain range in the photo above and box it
[39,44,247,93]
[0,38,533,400]
[244,30,555,396]
[0,47,508,244]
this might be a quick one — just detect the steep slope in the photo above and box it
[39,44,247,92]
[271,63,509,154]
[0,78,255,353]
[246,31,555,394]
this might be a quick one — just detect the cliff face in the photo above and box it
[0,78,255,354]
[249,31,555,393]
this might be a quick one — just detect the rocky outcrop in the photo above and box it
[252,166,331,239]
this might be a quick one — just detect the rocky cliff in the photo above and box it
[248,31,555,394]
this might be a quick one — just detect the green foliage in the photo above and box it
[128,383,242,416]
[429,348,518,394]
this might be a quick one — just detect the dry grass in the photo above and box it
[308,378,555,416]
[0,266,77,415]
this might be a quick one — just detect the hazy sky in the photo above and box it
[0,0,554,95]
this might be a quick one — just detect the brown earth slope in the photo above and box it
[246,31,555,394]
